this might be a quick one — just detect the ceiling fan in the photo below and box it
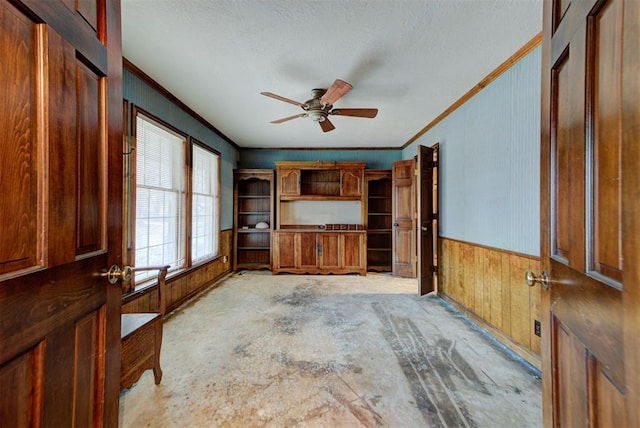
[261,79,378,132]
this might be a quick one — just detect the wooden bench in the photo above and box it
[120,265,170,391]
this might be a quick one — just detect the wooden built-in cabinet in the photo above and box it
[275,161,364,201]
[365,170,393,272]
[273,231,366,275]
[233,169,274,270]
[273,161,367,275]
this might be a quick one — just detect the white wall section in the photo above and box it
[404,47,541,257]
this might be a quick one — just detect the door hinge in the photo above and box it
[432,265,438,274]
[432,161,439,168]
[432,213,438,220]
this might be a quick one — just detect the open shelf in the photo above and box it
[366,171,392,272]
[234,170,274,271]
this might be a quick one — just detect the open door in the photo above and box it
[0,0,123,425]
[392,159,416,278]
[539,0,639,426]
[417,144,437,295]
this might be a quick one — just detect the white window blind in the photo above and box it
[135,114,185,281]
[191,145,219,262]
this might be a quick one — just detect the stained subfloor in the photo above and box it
[119,271,541,427]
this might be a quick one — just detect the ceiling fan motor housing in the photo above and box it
[306,89,331,122]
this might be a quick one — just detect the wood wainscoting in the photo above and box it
[123,230,233,314]
[439,237,541,368]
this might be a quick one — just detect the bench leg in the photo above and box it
[153,320,163,385]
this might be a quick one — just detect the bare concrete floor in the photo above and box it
[119,271,541,427]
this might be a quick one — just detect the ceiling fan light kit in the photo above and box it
[261,79,378,132]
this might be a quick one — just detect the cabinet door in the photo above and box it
[278,169,300,196]
[340,169,363,197]
[318,233,340,269]
[298,232,319,269]
[274,232,296,269]
[341,233,366,270]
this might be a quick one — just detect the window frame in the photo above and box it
[125,105,222,291]
[189,138,221,265]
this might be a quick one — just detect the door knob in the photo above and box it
[421,226,429,231]
[104,265,133,284]
[393,223,399,227]
[525,270,550,291]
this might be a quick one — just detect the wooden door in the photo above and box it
[298,232,319,270]
[318,233,340,269]
[540,0,639,425]
[392,159,416,278]
[418,145,435,295]
[0,0,123,426]
[340,169,363,197]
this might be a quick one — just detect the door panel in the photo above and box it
[0,3,39,275]
[541,0,636,425]
[341,233,365,270]
[298,232,318,269]
[418,145,435,295]
[319,233,339,269]
[0,0,122,426]
[392,159,416,278]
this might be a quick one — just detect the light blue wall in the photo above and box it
[403,47,541,257]
[239,149,401,170]
[123,69,239,229]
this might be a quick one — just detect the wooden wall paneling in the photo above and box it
[438,238,540,362]
[472,246,484,317]
[485,248,503,329]
[438,239,448,295]
[122,230,233,314]
[481,248,492,323]
[447,240,459,301]
[500,253,512,335]
[509,254,532,349]
[461,242,474,310]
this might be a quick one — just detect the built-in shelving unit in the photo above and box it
[365,170,392,272]
[273,161,367,275]
[233,169,274,271]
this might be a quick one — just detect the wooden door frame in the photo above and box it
[622,0,640,424]
[104,0,124,424]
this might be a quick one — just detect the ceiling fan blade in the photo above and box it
[319,79,353,106]
[330,108,378,118]
[261,92,307,108]
[319,118,335,132]
[271,113,307,124]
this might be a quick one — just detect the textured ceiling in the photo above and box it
[121,0,542,149]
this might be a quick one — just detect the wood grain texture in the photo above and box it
[439,238,541,364]
[593,0,623,282]
[622,0,640,425]
[0,2,38,275]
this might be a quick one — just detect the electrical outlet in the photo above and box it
[222,255,229,263]
[534,320,541,337]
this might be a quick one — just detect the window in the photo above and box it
[191,144,219,262]
[134,114,186,281]
[132,111,220,284]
